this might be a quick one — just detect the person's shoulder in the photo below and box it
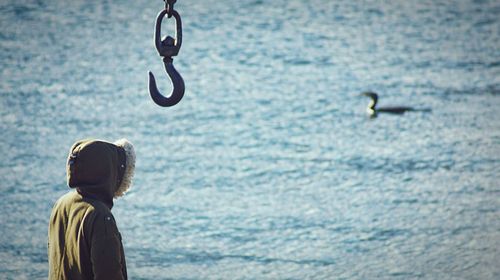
[87,201,112,217]
[57,189,78,200]
[52,190,79,209]
[53,191,110,216]
[78,197,115,229]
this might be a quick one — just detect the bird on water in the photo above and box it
[361,91,415,117]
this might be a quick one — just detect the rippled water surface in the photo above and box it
[1,0,500,279]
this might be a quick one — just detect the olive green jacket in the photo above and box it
[48,140,129,280]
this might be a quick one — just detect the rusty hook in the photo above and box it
[148,8,184,107]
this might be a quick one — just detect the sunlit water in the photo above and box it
[1,0,499,279]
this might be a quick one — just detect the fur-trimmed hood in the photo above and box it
[113,139,136,197]
[67,139,135,208]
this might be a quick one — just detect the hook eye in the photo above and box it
[155,9,183,57]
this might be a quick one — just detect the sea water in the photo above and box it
[0,0,499,279]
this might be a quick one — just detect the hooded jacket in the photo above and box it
[48,139,135,280]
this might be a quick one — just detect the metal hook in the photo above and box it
[148,8,184,107]
[148,57,185,107]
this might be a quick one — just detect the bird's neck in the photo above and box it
[367,99,377,110]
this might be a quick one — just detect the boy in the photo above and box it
[48,139,135,280]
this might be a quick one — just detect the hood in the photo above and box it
[66,139,135,208]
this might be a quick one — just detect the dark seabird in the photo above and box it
[361,91,415,117]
